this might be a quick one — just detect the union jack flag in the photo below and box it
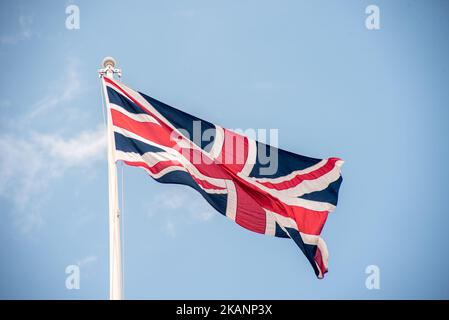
[103,77,344,278]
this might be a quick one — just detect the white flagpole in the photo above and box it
[99,57,123,300]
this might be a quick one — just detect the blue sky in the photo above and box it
[1,0,449,299]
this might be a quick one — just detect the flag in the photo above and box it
[103,77,344,278]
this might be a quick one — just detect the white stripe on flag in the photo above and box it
[110,103,161,125]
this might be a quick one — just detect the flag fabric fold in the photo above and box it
[103,77,343,278]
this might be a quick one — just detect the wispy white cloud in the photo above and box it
[0,52,102,234]
[27,58,82,119]
[165,221,177,238]
[0,126,106,233]
[35,127,106,167]
[77,255,98,267]
[192,210,215,222]
[148,188,216,237]
[0,14,33,45]
[19,15,33,38]
[153,189,188,210]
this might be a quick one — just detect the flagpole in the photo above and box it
[99,57,123,300]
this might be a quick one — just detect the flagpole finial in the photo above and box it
[102,56,116,68]
[99,56,122,78]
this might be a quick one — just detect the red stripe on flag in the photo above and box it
[124,160,226,191]
[123,160,183,175]
[216,129,248,173]
[105,77,185,145]
[289,206,329,235]
[314,247,328,279]
[258,158,341,190]
[234,184,267,234]
[111,109,177,149]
